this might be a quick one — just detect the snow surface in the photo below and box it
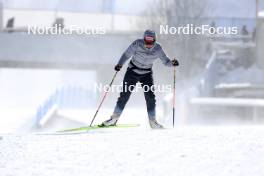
[1,126,264,176]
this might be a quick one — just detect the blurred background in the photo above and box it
[0,0,264,133]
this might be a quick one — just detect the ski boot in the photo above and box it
[149,118,164,129]
[99,114,120,127]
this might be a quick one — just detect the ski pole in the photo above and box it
[89,71,118,127]
[173,65,176,128]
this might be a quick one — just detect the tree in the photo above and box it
[140,0,213,78]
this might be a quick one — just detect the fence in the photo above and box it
[35,86,96,125]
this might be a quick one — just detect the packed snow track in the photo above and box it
[1,126,264,176]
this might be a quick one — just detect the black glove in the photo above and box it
[114,64,122,71]
[171,59,179,66]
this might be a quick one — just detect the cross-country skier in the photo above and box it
[100,30,179,129]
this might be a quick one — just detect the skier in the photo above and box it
[100,30,179,129]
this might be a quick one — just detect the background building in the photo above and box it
[0,0,264,132]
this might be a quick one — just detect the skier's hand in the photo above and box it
[114,64,122,71]
[172,59,179,67]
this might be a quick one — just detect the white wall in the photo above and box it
[0,68,96,108]
[2,9,147,31]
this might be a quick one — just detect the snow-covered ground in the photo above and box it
[1,126,264,176]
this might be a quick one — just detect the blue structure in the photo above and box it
[35,86,96,125]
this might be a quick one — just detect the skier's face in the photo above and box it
[144,36,155,48]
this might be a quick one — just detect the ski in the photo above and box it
[57,124,140,133]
